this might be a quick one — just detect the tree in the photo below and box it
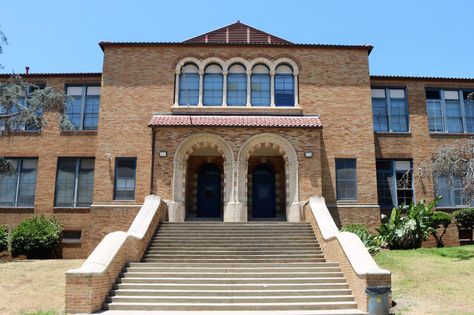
[429,211,452,248]
[0,75,73,174]
[0,26,7,69]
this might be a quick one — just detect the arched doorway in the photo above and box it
[197,163,221,218]
[252,163,276,218]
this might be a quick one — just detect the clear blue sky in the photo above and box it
[1,0,473,77]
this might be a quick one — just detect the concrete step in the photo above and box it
[142,258,327,264]
[118,277,347,285]
[148,241,319,246]
[104,301,358,311]
[143,253,325,259]
[108,295,355,304]
[145,250,324,255]
[110,288,353,297]
[125,266,341,273]
[129,261,338,268]
[153,236,316,240]
[147,244,321,249]
[98,310,366,315]
[121,272,344,279]
[114,282,351,291]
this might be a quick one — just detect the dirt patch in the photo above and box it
[0,259,83,315]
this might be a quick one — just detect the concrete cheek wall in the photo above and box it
[304,196,391,312]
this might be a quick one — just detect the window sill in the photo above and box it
[0,207,34,213]
[60,130,97,136]
[436,206,473,211]
[375,131,411,136]
[53,207,90,214]
[62,239,81,245]
[0,130,42,137]
[171,105,303,115]
[430,132,474,137]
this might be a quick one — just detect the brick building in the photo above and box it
[1,22,473,258]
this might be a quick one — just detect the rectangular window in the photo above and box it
[426,89,474,133]
[0,158,38,207]
[376,160,414,209]
[55,158,95,207]
[336,159,357,200]
[114,158,136,200]
[66,85,100,130]
[203,74,223,106]
[436,175,474,207]
[371,88,409,132]
[0,85,44,132]
[62,230,81,244]
[179,73,199,106]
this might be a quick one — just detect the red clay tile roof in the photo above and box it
[183,21,292,44]
[149,115,323,128]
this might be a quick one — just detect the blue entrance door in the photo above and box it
[197,163,221,218]
[252,163,276,218]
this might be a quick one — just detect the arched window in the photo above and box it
[203,64,223,106]
[178,64,199,106]
[251,64,271,106]
[275,64,294,106]
[227,64,247,106]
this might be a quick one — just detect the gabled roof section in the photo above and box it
[183,21,292,44]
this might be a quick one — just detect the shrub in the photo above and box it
[0,225,8,252]
[341,224,380,255]
[454,208,474,243]
[377,198,440,250]
[429,211,452,248]
[10,216,62,259]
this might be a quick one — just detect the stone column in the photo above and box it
[222,72,228,106]
[294,74,299,107]
[246,71,251,107]
[224,161,245,222]
[270,71,275,107]
[174,73,180,106]
[287,160,302,222]
[198,71,204,106]
[169,161,185,222]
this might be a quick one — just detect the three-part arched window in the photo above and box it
[176,58,299,107]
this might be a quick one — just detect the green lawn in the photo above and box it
[374,245,474,315]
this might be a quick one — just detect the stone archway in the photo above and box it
[168,133,234,222]
[236,133,301,222]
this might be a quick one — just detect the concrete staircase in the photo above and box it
[104,222,365,314]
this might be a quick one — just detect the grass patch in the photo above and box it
[0,259,83,315]
[375,245,474,314]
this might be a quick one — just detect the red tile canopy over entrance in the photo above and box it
[148,115,323,128]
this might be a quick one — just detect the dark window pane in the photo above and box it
[372,98,389,132]
[76,159,95,207]
[203,73,223,106]
[17,159,38,206]
[83,95,100,130]
[336,159,357,200]
[179,73,199,106]
[227,74,247,106]
[115,158,136,200]
[55,159,77,207]
[275,74,294,106]
[251,74,270,106]
[426,90,441,99]
[0,159,19,206]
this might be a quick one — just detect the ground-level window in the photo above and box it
[376,160,413,209]
[62,230,81,244]
[436,175,474,207]
[55,158,95,207]
[335,159,357,200]
[114,158,136,200]
[0,158,38,207]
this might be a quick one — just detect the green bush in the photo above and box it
[341,224,380,255]
[429,211,452,248]
[10,216,62,259]
[0,225,8,252]
[377,198,440,250]
[454,208,474,243]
